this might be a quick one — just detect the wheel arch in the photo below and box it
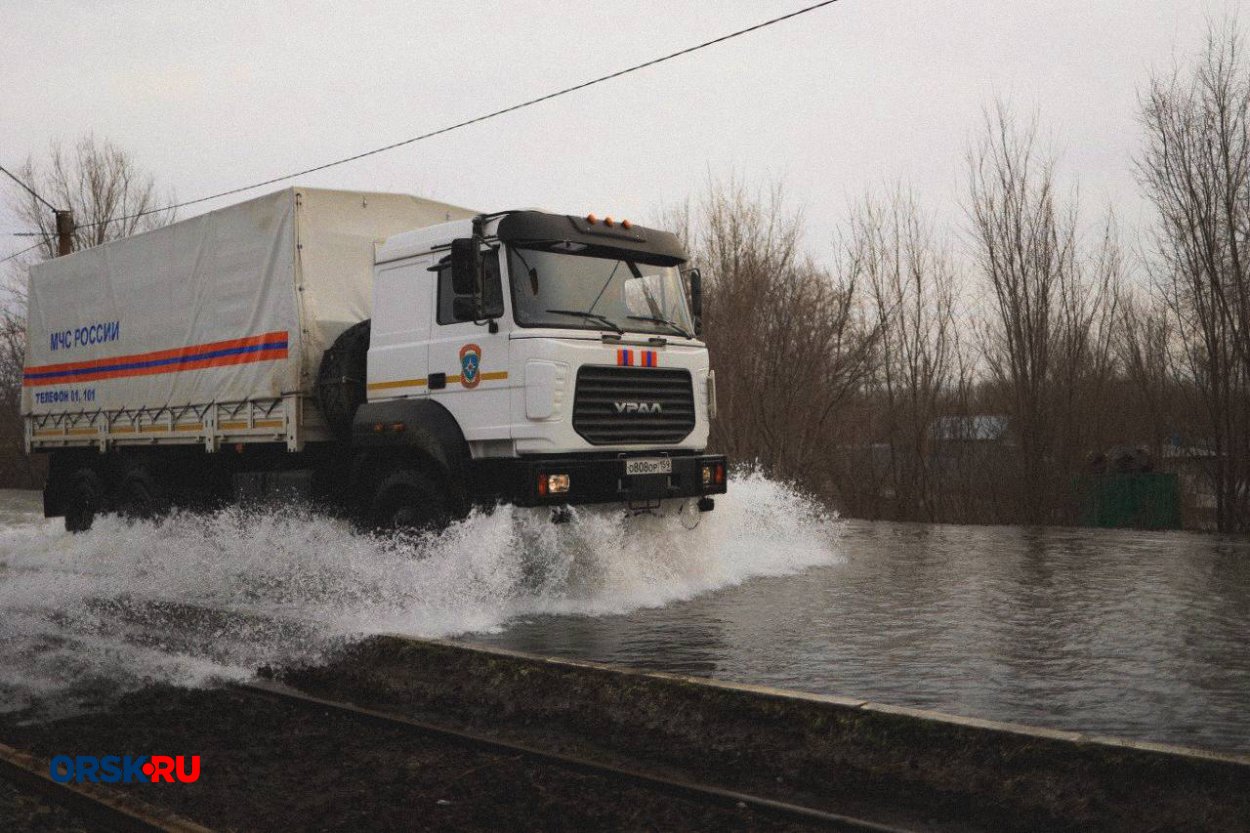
[350,398,472,517]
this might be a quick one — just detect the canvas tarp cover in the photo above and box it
[22,187,475,419]
[292,188,476,382]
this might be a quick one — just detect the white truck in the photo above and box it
[22,187,726,532]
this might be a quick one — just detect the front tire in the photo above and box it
[367,468,450,532]
[64,469,103,533]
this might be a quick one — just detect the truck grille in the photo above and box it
[573,366,696,445]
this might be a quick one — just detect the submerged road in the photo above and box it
[1,479,1248,755]
[474,518,1250,755]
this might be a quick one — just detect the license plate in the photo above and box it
[625,457,672,476]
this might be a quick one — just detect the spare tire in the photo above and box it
[317,320,371,440]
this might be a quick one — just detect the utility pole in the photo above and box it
[54,209,75,257]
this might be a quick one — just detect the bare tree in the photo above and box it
[673,176,877,498]
[967,104,1120,523]
[1139,19,1250,530]
[1115,284,1177,465]
[0,135,175,488]
[8,135,175,257]
[0,300,39,484]
[1050,220,1122,491]
[967,105,1069,521]
[849,187,961,520]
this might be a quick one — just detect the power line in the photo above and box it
[85,0,842,229]
[0,240,45,265]
[0,163,58,214]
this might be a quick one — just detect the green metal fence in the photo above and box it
[1075,473,1183,530]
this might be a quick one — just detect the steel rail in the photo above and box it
[0,741,216,833]
[239,679,917,833]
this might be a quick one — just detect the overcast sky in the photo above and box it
[1,1,1240,264]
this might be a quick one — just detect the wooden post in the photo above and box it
[54,209,74,257]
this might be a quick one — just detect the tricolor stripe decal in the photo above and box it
[23,331,289,387]
[618,349,659,367]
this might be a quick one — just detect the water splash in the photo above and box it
[0,474,842,713]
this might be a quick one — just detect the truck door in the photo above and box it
[426,248,511,442]
[368,257,433,402]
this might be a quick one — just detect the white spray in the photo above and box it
[0,473,842,714]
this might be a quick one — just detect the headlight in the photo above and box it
[539,473,571,495]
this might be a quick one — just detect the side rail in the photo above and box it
[25,395,319,454]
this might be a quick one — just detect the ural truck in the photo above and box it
[22,187,726,532]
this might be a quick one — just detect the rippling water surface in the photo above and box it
[476,518,1250,755]
[1,482,1246,754]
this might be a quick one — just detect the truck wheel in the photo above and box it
[64,469,103,533]
[116,468,168,521]
[368,468,450,532]
[317,320,370,440]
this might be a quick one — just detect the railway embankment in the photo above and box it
[283,635,1250,833]
[2,635,1246,832]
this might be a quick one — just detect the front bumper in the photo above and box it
[471,453,728,508]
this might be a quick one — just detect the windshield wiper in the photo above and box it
[627,315,693,339]
[545,309,624,334]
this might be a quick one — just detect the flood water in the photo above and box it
[0,481,1247,755]
[478,520,1250,755]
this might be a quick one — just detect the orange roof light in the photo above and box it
[621,219,632,229]
[586,213,598,224]
[604,216,615,227]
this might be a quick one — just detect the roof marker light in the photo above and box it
[586,213,598,224]
[604,216,615,227]
[621,219,632,229]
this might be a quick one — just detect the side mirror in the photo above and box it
[452,296,479,322]
[687,268,703,336]
[450,237,483,296]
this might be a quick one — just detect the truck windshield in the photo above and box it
[508,246,695,338]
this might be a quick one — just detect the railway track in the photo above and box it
[0,678,921,833]
[237,679,919,833]
[3,626,1244,832]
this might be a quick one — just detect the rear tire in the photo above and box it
[317,320,371,440]
[367,468,450,532]
[115,466,168,521]
[64,469,103,533]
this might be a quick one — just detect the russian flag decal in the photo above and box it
[616,349,659,367]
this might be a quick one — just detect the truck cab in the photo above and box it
[352,209,727,526]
